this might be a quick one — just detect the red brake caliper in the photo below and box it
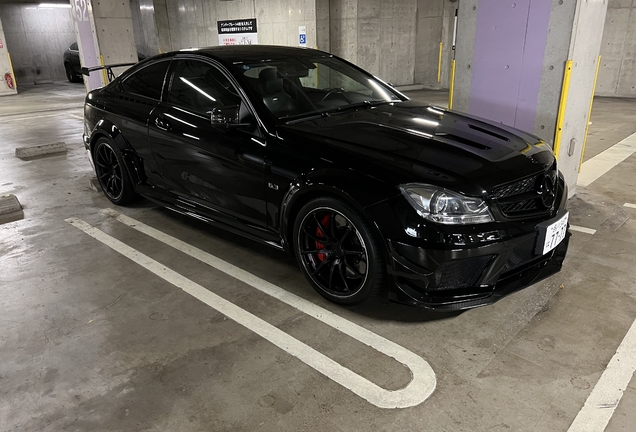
[315,214,331,262]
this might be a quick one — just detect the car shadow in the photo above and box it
[127,204,463,324]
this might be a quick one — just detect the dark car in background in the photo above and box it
[82,45,570,310]
[64,42,147,83]
[63,42,82,82]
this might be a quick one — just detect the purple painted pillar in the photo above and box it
[468,0,552,133]
[71,0,104,91]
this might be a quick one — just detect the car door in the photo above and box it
[148,58,269,231]
[108,59,171,187]
[68,42,81,72]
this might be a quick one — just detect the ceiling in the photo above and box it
[0,0,70,4]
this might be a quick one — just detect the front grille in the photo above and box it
[430,255,494,291]
[492,165,558,218]
[492,175,538,199]
[499,198,540,214]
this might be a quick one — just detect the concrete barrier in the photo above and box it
[0,194,24,224]
[15,142,67,159]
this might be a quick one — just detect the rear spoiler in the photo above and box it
[81,63,136,82]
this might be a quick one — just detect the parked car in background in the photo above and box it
[82,45,570,310]
[64,42,147,83]
[63,42,82,83]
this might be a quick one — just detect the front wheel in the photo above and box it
[293,197,386,305]
[93,138,137,205]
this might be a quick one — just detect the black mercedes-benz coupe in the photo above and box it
[83,45,570,310]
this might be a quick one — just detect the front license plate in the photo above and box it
[536,210,569,255]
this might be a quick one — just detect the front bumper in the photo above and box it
[367,179,570,310]
[387,228,570,310]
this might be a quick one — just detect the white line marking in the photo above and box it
[624,203,636,209]
[570,225,597,235]
[1,110,84,122]
[578,132,636,187]
[69,215,436,409]
[567,317,636,431]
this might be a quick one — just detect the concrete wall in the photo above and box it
[414,0,454,89]
[596,0,636,97]
[327,0,417,86]
[0,4,75,84]
[130,0,160,56]
[0,14,18,95]
[132,0,317,53]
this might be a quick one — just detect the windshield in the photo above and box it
[231,55,404,121]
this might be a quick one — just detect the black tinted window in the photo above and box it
[168,60,241,114]
[70,42,78,51]
[121,61,170,100]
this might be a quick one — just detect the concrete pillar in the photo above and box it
[70,0,138,92]
[0,14,17,95]
[453,0,608,196]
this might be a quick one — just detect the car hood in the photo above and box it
[279,101,556,196]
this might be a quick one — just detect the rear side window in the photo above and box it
[121,61,170,100]
[70,42,78,51]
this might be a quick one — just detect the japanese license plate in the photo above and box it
[536,210,569,255]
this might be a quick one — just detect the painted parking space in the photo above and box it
[578,131,636,187]
[66,212,437,409]
[569,225,597,235]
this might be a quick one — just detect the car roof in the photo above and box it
[173,45,332,63]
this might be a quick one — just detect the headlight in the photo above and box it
[400,183,494,225]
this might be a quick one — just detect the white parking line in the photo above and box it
[578,132,636,187]
[570,225,597,235]
[624,203,636,209]
[68,214,436,409]
[0,109,84,122]
[567,317,636,432]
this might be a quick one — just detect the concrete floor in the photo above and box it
[2,81,636,431]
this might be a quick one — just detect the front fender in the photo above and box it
[279,167,398,254]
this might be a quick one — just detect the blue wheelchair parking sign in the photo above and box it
[299,34,306,45]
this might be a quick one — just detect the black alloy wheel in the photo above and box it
[93,138,136,205]
[293,198,385,305]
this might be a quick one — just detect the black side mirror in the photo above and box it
[210,105,251,129]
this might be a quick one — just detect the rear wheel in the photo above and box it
[65,63,81,83]
[293,197,386,305]
[93,138,137,205]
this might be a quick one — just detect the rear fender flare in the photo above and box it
[89,119,145,185]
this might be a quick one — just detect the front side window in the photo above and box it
[120,61,170,100]
[233,56,403,121]
[167,60,241,115]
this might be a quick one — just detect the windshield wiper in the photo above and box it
[283,100,400,124]
[284,112,330,124]
[324,99,398,115]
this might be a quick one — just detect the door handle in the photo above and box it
[155,117,171,131]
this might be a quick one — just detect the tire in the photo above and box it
[293,197,386,305]
[65,63,81,83]
[93,138,137,205]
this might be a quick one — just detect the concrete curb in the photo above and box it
[15,142,67,159]
[0,194,24,224]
